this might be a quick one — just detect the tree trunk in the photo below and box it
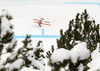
[51,67,54,71]
[51,66,60,71]
[0,43,3,57]
[0,17,2,58]
[99,43,100,52]
[0,17,1,35]
[87,32,90,49]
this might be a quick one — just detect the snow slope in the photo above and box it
[0,4,100,36]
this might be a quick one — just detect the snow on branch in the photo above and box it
[51,42,90,64]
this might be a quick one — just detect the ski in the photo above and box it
[33,18,51,27]
[44,24,51,26]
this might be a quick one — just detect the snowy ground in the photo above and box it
[0,1,100,71]
[0,4,100,35]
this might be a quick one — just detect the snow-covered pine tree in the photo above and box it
[33,40,45,70]
[95,24,100,51]
[78,10,98,52]
[48,9,100,71]
[0,9,17,71]
[34,40,45,60]
[6,34,45,71]
[46,45,54,58]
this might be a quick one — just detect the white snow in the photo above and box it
[7,38,17,51]
[51,48,70,63]
[71,42,90,64]
[26,49,45,71]
[8,58,24,71]
[26,43,33,48]
[88,43,100,71]
[7,52,17,61]
[35,43,44,53]
[31,58,45,71]
[1,9,13,18]
[27,50,34,61]
[77,63,84,71]
[8,39,17,48]
[1,10,13,38]
[0,64,4,70]
[21,67,40,71]
[51,42,90,65]
[0,60,4,70]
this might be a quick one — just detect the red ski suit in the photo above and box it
[38,18,44,27]
[38,20,42,27]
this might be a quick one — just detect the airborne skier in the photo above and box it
[38,18,44,27]
[33,17,51,27]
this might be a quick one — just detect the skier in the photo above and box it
[33,17,51,27]
[38,18,44,27]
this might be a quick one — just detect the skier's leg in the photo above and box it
[39,23,41,27]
